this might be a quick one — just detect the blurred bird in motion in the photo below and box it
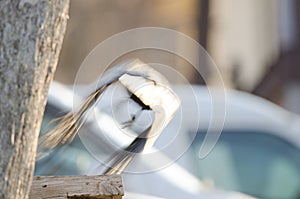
[37,59,180,174]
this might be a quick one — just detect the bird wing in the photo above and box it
[37,59,180,176]
[37,59,144,160]
[118,63,180,149]
[101,64,180,174]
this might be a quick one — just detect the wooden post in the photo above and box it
[29,175,124,199]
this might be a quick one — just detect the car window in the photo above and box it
[36,104,97,176]
[190,131,300,199]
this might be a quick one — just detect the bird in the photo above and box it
[37,59,180,174]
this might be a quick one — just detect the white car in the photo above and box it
[36,81,300,199]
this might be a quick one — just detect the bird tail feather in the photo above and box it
[103,130,148,174]
[37,86,106,160]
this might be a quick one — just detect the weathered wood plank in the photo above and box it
[29,175,124,199]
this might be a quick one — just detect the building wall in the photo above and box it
[208,0,280,90]
[54,0,199,85]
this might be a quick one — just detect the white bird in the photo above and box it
[37,59,180,174]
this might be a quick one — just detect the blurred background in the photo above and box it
[54,0,300,115]
[38,1,300,198]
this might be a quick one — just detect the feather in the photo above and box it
[37,84,107,160]
[37,59,180,175]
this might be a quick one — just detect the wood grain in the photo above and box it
[29,175,124,199]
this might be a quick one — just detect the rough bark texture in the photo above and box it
[0,0,69,198]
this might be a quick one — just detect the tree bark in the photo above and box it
[0,0,69,198]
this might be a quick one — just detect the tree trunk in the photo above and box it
[0,0,69,198]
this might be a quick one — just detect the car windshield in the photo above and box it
[37,100,300,199]
[35,104,100,175]
[190,131,300,199]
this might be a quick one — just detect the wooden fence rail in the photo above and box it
[29,175,124,199]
